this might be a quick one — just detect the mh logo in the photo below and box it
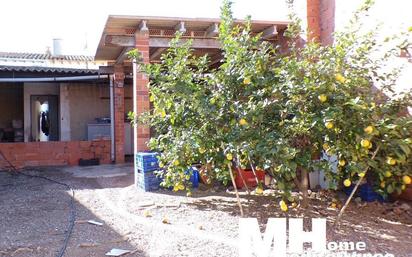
[239,218,327,257]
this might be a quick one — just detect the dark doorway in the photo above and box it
[30,95,59,141]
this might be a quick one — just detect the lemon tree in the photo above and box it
[129,0,412,211]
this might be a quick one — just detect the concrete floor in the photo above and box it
[60,163,133,179]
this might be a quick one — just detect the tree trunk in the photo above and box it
[300,168,309,208]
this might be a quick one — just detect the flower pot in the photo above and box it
[234,168,265,189]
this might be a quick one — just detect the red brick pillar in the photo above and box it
[307,0,321,43]
[114,64,125,163]
[133,30,151,153]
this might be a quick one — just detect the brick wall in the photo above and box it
[0,140,111,170]
[134,31,150,152]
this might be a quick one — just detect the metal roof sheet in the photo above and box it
[0,52,94,62]
[0,65,98,75]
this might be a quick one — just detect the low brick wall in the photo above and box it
[0,140,111,170]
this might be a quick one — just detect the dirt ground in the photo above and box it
[0,164,411,257]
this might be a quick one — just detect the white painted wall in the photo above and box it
[60,84,71,141]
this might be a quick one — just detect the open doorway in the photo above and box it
[30,95,59,141]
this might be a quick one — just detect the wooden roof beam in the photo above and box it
[150,48,166,60]
[116,47,133,64]
[261,25,278,39]
[206,23,219,37]
[105,35,221,49]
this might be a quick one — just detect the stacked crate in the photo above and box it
[135,152,162,191]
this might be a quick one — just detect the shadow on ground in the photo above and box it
[0,170,144,257]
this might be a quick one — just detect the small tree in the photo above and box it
[129,0,412,214]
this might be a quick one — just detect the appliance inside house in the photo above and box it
[31,95,59,141]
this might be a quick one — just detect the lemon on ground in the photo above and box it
[143,210,152,217]
[338,159,346,167]
[386,157,396,166]
[291,202,297,208]
[255,185,264,195]
[162,218,170,224]
[358,172,365,178]
[226,153,233,161]
[384,171,392,178]
[318,94,328,103]
[364,126,374,134]
[343,179,351,187]
[330,202,337,209]
[186,191,192,197]
[360,139,371,149]
[335,73,346,83]
[239,118,248,126]
[243,77,251,85]
[402,175,411,185]
[279,200,288,212]
[325,121,334,129]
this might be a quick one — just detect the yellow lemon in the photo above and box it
[358,172,365,178]
[279,200,288,212]
[255,186,264,195]
[178,184,185,190]
[173,185,179,192]
[318,94,328,103]
[209,98,216,104]
[173,160,180,166]
[386,157,396,166]
[384,171,392,178]
[323,143,330,151]
[226,153,233,161]
[402,175,411,185]
[325,121,334,129]
[149,95,155,102]
[160,110,166,118]
[239,118,248,126]
[335,73,346,83]
[198,148,206,154]
[186,191,192,197]
[243,77,251,85]
[343,179,351,187]
[360,139,371,149]
[338,159,346,167]
[159,162,164,168]
[401,184,406,191]
[143,210,152,217]
[364,126,374,134]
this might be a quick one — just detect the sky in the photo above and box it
[0,0,410,57]
[0,0,292,56]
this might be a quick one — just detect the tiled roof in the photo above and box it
[0,65,98,75]
[0,52,94,61]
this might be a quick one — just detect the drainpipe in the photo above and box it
[132,60,138,158]
[109,75,115,163]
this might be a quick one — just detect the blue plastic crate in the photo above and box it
[134,168,162,191]
[135,152,159,172]
[359,183,385,202]
[185,167,200,188]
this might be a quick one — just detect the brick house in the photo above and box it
[1,0,410,170]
